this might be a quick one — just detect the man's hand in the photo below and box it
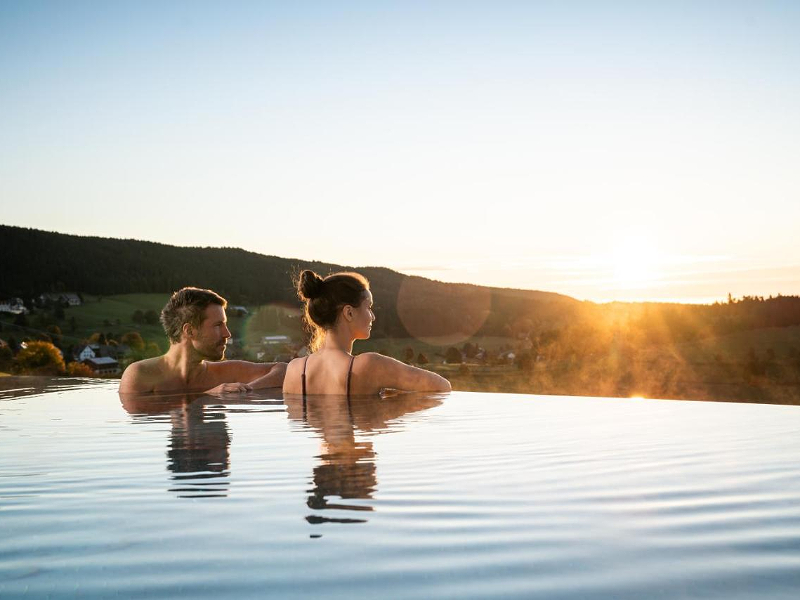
[205,382,252,395]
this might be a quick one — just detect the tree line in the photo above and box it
[3,225,800,352]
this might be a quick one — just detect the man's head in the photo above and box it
[161,288,230,359]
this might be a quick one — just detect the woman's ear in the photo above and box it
[343,305,354,322]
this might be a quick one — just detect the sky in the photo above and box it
[2,1,799,303]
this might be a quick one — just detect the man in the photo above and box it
[119,287,286,394]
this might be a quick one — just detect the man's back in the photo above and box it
[119,357,181,394]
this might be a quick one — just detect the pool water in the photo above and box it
[2,377,800,598]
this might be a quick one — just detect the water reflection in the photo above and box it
[120,390,284,499]
[166,399,231,498]
[0,375,106,400]
[284,392,442,526]
[119,389,442,513]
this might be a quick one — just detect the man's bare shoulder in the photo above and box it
[119,356,165,393]
[125,356,165,375]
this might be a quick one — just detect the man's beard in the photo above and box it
[197,341,226,361]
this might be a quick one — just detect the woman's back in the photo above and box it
[284,350,361,396]
[283,350,450,396]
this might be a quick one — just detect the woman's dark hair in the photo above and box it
[298,270,370,351]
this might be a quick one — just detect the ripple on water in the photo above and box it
[2,384,800,598]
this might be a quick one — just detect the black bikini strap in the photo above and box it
[301,355,309,411]
[346,355,355,399]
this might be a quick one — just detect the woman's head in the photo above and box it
[298,270,373,351]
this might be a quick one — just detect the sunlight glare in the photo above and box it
[611,236,662,291]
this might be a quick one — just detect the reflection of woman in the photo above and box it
[283,270,451,396]
[284,391,443,523]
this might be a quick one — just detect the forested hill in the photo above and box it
[0,224,577,338]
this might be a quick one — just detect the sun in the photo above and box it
[611,236,662,290]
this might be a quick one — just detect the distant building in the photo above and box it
[498,351,516,365]
[73,343,130,362]
[82,356,120,376]
[262,335,290,345]
[75,345,96,362]
[102,344,129,359]
[90,344,130,360]
[38,293,82,306]
[0,298,27,315]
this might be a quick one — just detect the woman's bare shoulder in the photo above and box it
[282,356,305,391]
[354,352,397,367]
[284,357,306,375]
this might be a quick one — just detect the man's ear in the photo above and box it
[182,322,194,340]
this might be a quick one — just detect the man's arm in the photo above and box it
[205,360,287,393]
[246,362,287,389]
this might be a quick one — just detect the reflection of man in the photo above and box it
[120,388,286,499]
[121,391,232,498]
[119,287,286,394]
[167,398,231,498]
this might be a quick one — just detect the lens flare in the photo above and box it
[396,277,491,345]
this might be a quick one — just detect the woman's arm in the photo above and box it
[364,353,451,393]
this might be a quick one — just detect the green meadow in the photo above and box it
[3,294,800,404]
[1,294,171,354]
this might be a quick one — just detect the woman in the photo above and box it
[283,270,451,396]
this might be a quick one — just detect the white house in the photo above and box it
[262,335,290,345]
[75,345,96,362]
[0,298,27,315]
[38,293,82,306]
[63,293,81,306]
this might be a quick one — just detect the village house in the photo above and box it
[73,343,130,363]
[75,345,96,362]
[38,293,82,307]
[97,344,129,360]
[262,335,290,345]
[82,356,120,376]
[0,298,28,315]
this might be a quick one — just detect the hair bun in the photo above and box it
[299,270,324,300]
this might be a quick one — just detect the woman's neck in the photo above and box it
[319,327,354,354]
